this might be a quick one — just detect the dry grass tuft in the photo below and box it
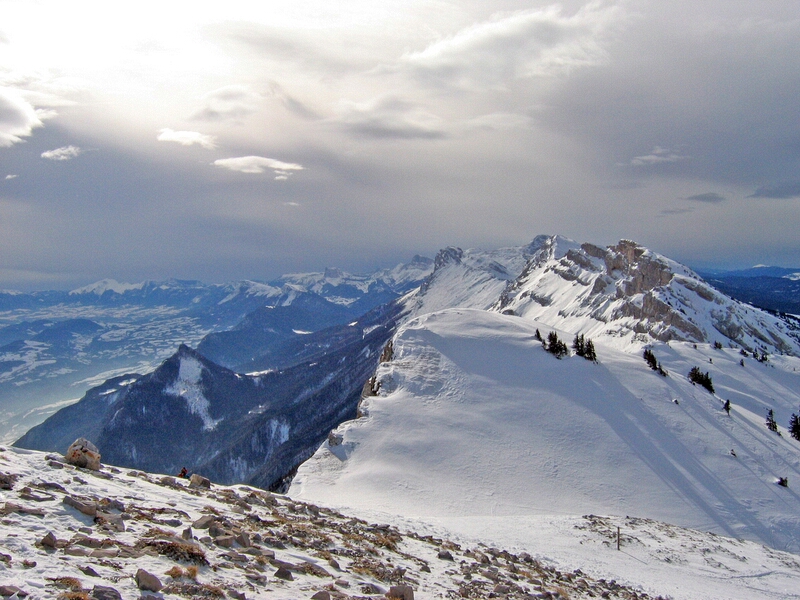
[165,566,184,579]
[162,582,225,598]
[48,577,83,591]
[138,539,208,565]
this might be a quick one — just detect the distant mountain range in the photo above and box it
[697,266,800,316]
[0,257,433,442]
[16,236,800,502]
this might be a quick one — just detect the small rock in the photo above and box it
[235,531,251,547]
[437,548,454,560]
[0,473,17,489]
[182,527,193,540]
[65,437,102,470]
[229,591,247,600]
[192,515,216,529]
[216,535,235,548]
[159,476,177,486]
[48,460,65,469]
[311,592,331,600]
[22,559,36,568]
[386,584,414,600]
[189,473,211,488]
[274,567,294,581]
[335,579,349,588]
[0,585,28,598]
[96,510,125,532]
[64,495,97,517]
[328,558,340,570]
[90,585,122,600]
[79,565,100,577]
[135,568,163,592]
[40,531,58,548]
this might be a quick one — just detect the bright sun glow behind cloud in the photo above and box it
[2,1,800,289]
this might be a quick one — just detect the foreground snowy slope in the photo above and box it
[292,309,800,555]
[3,445,800,600]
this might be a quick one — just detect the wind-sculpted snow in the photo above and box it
[293,309,800,557]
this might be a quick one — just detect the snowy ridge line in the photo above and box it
[292,304,800,598]
[492,236,800,356]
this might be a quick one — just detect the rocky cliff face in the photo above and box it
[495,237,800,355]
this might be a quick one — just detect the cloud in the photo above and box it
[41,145,82,161]
[749,181,800,199]
[684,192,725,203]
[465,112,533,131]
[157,128,217,149]
[267,81,320,121]
[0,87,44,147]
[401,4,621,90]
[335,96,446,140]
[627,146,689,166]
[5,174,17,180]
[207,21,366,75]
[659,207,695,216]
[213,156,304,177]
[191,85,262,121]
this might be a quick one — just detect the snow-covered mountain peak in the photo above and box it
[69,278,146,296]
[494,237,800,355]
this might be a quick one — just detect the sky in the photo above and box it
[1,0,800,290]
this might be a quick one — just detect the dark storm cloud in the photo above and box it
[749,182,800,199]
[539,4,800,188]
[684,193,725,203]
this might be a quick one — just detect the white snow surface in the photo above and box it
[292,308,800,598]
[69,279,146,295]
[3,446,800,600]
[164,356,222,431]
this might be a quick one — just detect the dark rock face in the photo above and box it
[15,300,407,491]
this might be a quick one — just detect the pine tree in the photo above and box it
[766,409,778,433]
[534,329,542,342]
[724,399,731,415]
[688,366,714,393]
[546,331,568,358]
[643,348,658,370]
[790,412,800,441]
[643,348,667,376]
[584,339,597,362]
[572,334,586,357]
